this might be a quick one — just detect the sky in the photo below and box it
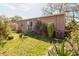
[0,3,46,19]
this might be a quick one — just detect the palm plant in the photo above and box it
[47,23,54,38]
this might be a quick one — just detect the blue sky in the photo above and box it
[0,3,46,19]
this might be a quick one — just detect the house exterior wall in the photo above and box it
[15,14,65,39]
[55,14,65,39]
[36,14,65,39]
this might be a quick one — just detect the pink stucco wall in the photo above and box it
[14,14,65,39]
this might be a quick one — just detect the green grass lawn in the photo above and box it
[0,32,51,56]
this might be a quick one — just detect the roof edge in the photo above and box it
[16,13,64,22]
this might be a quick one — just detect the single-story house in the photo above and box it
[13,14,65,39]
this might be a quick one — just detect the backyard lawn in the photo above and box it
[0,32,51,56]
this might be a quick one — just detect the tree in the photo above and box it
[10,16,23,22]
[42,3,55,16]
[0,16,11,43]
[42,3,79,22]
[42,3,64,16]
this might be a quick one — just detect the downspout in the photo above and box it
[72,8,75,21]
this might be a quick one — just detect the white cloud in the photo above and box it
[2,3,39,12]
[16,4,35,12]
[0,3,46,19]
[0,13,2,15]
[0,4,16,10]
[0,3,45,12]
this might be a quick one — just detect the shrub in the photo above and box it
[66,21,78,30]
[35,21,54,38]
[65,21,79,38]
[0,17,11,43]
[64,29,72,38]
[16,30,22,33]
[7,35,14,40]
[66,30,79,55]
[19,33,23,38]
[23,25,28,34]
[35,20,42,34]
[40,23,48,36]
[0,40,7,47]
[70,30,79,51]
[47,23,54,38]
[48,42,73,56]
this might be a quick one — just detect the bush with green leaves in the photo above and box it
[64,29,79,55]
[47,23,54,38]
[0,17,11,44]
[35,20,47,35]
[69,30,79,55]
[40,23,48,36]
[7,35,14,40]
[23,25,28,34]
[67,21,78,30]
[65,21,79,38]
[35,21,54,38]
[35,20,42,34]
[48,42,73,56]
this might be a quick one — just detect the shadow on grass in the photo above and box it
[24,32,59,43]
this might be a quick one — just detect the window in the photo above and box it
[21,23,23,27]
[30,22,32,26]
[28,21,33,31]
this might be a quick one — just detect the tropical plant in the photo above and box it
[47,23,54,37]
[48,42,73,56]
